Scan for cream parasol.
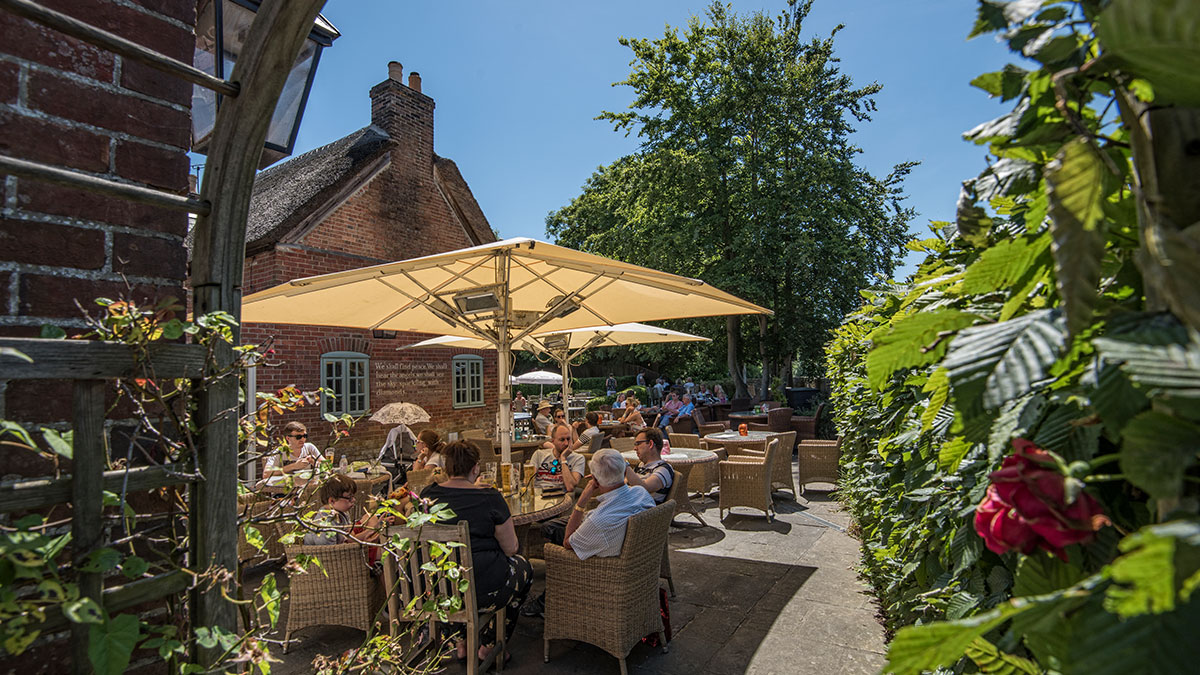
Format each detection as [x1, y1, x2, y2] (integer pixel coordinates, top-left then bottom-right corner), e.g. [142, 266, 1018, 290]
[243, 238, 769, 462]
[369, 401, 432, 426]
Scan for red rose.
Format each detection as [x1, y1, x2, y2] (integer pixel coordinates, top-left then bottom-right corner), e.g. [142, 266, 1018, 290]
[974, 439, 1109, 560]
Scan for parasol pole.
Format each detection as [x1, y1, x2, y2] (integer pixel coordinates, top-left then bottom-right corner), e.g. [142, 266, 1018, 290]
[559, 349, 572, 423]
[496, 250, 512, 465]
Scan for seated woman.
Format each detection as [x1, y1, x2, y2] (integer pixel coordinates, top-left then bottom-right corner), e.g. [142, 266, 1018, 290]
[421, 441, 532, 662]
[612, 392, 627, 410]
[263, 421, 322, 479]
[412, 429, 446, 471]
[712, 384, 728, 404]
[541, 408, 575, 449]
[618, 396, 647, 430]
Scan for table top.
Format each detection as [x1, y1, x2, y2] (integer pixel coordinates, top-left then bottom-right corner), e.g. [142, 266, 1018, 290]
[704, 430, 777, 444]
[504, 489, 573, 526]
[727, 411, 769, 422]
[620, 447, 718, 466]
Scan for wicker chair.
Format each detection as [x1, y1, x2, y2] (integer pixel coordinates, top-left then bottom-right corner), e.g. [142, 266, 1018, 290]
[697, 422, 727, 436]
[718, 438, 781, 521]
[544, 501, 675, 675]
[797, 438, 841, 494]
[791, 402, 826, 441]
[283, 542, 384, 651]
[383, 520, 507, 675]
[353, 474, 390, 520]
[405, 467, 438, 494]
[237, 496, 276, 564]
[668, 415, 695, 435]
[610, 436, 636, 453]
[730, 432, 797, 499]
[462, 428, 489, 440]
[667, 433, 701, 449]
[766, 407, 793, 433]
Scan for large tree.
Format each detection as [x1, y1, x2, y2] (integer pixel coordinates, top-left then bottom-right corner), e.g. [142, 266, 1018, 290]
[547, 0, 915, 397]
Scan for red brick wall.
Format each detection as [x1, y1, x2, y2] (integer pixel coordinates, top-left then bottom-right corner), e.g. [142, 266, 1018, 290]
[242, 67, 500, 455]
[0, 0, 192, 437]
[0, 0, 193, 341]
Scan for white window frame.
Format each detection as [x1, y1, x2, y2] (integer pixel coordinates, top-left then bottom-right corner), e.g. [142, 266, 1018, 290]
[452, 354, 485, 409]
[321, 351, 370, 416]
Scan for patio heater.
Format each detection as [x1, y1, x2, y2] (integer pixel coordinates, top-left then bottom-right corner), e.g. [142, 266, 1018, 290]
[191, 0, 340, 168]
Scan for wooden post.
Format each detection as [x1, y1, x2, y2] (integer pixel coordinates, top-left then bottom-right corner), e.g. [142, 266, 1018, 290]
[187, 0, 328, 665]
[71, 380, 105, 674]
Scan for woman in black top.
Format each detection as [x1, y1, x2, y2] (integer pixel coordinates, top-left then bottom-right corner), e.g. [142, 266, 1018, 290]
[420, 441, 532, 661]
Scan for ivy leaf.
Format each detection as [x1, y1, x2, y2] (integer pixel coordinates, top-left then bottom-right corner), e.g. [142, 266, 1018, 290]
[80, 548, 122, 574]
[1105, 520, 1200, 617]
[1047, 139, 1107, 337]
[120, 556, 149, 580]
[866, 310, 979, 389]
[1096, 0, 1200, 107]
[944, 310, 1068, 420]
[1119, 411, 1200, 499]
[88, 613, 141, 675]
[63, 597, 105, 625]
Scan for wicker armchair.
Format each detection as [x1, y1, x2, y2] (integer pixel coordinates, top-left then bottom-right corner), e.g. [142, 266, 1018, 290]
[791, 402, 826, 441]
[667, 433, 701, 449]
[383, 521, 507, 675]
[668, 415, 695, 435]
[697, 421, 727, 436]
[544, 501, 675, 675]
[610, 436, 636, 453]
[731, 432, 797, 499]
[797, 438, 841, 494]
[405, 467, 438, 494]
[353, 474, 390, 520]
[766, 407, 793, 433]
[283, 542, 384, 651]
[718, 438, 781, 521]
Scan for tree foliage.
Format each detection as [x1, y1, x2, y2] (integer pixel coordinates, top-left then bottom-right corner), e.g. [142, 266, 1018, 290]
[828, 0, 1200, 672]
[547, 0, 914, 392]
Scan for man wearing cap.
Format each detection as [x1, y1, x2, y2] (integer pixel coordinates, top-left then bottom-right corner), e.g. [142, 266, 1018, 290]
[533, 400, 553, 435]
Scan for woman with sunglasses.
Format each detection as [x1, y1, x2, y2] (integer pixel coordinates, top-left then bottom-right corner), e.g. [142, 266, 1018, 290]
[263, 421, 322, 478]
[412, 429, 446, 471]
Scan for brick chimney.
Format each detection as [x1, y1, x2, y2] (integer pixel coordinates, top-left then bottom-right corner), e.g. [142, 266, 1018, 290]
[370, 60, 434, 171]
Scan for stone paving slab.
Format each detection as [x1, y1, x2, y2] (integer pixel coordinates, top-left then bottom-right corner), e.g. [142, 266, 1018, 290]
[267, 478, 886, 675]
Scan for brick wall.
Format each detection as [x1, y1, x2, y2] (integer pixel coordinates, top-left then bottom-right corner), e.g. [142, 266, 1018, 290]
[243, 63, 500, 456]
[0, 0, 193, 340]
[0, 0, 193, 438]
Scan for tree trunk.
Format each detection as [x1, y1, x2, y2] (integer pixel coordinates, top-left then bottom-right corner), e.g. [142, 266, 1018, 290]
[727, 315, 748, 398]
[758, 315, 770, 402]
[784, 352, 794, 388]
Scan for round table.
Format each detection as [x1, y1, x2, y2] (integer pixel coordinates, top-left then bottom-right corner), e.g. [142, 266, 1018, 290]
[726, 411, 769, 425]
[504, 489, 573, 527]
[620, 447, 718, 526]
[702, 430, 777, 448]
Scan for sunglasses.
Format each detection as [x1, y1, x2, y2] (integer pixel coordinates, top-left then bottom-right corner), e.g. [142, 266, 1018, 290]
[634, 439, 652, 447]
[289, 433, 308, 439]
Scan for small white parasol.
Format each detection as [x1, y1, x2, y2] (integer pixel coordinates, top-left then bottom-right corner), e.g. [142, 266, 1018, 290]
[369, 402, 432, 426]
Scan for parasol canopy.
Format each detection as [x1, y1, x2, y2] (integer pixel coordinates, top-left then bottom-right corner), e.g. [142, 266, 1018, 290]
[511, 370, 563, 385]
[369, 401, 431, 426]
[243, 238, 770, 462]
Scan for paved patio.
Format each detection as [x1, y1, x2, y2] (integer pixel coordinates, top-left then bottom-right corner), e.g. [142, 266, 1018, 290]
[268, 476, 886, 675]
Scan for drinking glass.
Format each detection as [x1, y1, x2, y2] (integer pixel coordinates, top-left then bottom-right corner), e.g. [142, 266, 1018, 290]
[478, 468, 496, 488]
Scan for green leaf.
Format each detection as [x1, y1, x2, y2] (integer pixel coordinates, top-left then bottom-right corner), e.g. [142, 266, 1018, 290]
[1120, 411, 1200, 499]
[4, 627, 39, 655]
[0, 346, 33, 362]
[1094, 332, 1200, 400]
[243, 525, 266, 554]
[866, 310, 979, 389]
[1097, 0, 1200, 107]
[960, 233, 1052, 296]
[938, 437, 974, 474]
[259, 572, 282, 630]
[1047, 139, 1107, 337]
[40, 428, 73, 460]
[1105, 520, 1200, 617]
[120, 556, 149, 580]
[969, 65, 1029, 102]
[884, 602, 1029, 675]
[921, 368, 951, 433]
[944, 310, 1068, 418]
[965, 637, 1042, 674]
[1014, 554, 1085, 597]
[88, 613, 141, 675]
[64, 596, 105, 625]
[38, 324, 67, 340]
[0, 420, 36, 447]
[80, 547, 122, 573]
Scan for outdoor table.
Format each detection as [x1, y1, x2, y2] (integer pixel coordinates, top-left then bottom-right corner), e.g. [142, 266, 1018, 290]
[504, 488, 573, 556]
[620, 447, 718, 526]
[702, 430, 777, 448]
[510, 438, 548, 453]
[726, 411, 769, 425]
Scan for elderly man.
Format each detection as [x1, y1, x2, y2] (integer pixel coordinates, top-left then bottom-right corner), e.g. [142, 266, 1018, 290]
[623, 427, 675, 504]
[533, 400, 554, 435]
[522, 447, 655, 617]
[656, 393, 694, 430]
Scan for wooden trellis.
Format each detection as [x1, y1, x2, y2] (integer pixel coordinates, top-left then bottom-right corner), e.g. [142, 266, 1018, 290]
[0, 0, 326, 670]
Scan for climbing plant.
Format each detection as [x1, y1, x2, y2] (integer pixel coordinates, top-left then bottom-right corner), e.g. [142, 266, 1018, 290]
[828, 0, 1200, 672]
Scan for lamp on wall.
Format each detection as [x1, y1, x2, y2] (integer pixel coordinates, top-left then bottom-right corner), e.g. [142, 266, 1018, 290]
[191, 0, 340, 168]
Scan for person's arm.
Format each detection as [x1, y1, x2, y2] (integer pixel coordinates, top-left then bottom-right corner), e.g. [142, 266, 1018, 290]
[563, 480, 600, 549]
[624, 464, 664, 495]
[560, 451, 582, 492]
[495, 517, 519, 557]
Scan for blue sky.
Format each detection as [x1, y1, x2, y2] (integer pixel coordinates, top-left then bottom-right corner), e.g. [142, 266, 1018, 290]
[291, 1, 1016, 280]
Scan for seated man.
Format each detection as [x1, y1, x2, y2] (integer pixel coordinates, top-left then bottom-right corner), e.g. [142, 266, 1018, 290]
[522, 448, 654, 617]
[623, 427, 675, 504]
[533, 400, 554, 435]
[657, 394, 694, 430]
[528, 423, 585, 494]
[571, 411, 605, 451]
